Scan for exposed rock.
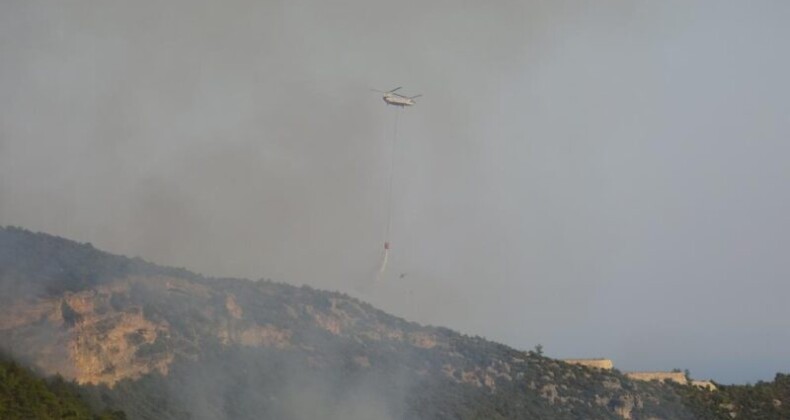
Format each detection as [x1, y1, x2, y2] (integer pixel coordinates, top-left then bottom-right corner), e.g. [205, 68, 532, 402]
[225, 294, 243, 319]
[238, 324, 291, 348]
[408, 331, 438, 349]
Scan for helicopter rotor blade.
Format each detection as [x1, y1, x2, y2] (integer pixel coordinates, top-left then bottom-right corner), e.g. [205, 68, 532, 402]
[388, 87, 402, 93]
[409, 94, 422, 99]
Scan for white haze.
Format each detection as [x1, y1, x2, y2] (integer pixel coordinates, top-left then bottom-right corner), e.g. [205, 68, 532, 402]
[2, 0, 790, 384]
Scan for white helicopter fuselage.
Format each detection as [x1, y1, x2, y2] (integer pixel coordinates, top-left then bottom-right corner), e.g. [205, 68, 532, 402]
[382, 93, 415, 107]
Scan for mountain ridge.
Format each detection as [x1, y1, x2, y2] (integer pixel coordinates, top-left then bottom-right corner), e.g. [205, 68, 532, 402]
[0, 225, 763, 419]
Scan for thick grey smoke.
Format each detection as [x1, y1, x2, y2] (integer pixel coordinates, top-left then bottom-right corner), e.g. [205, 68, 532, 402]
[165, 354, 406, 420]
[2, 0, 790, 383]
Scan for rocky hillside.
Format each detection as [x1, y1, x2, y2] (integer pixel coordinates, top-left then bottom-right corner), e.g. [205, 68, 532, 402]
[0, 226, 717, 419]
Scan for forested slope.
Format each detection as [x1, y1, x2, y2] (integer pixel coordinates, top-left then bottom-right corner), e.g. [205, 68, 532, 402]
[0, 354, 125, 420]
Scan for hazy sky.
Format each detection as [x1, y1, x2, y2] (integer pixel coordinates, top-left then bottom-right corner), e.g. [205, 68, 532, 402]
[2, 0, 789, 384]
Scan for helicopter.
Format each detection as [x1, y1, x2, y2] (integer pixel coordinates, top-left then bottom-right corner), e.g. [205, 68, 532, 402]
[372, 87, 422, 107]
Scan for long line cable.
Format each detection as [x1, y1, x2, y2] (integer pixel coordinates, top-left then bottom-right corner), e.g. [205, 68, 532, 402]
[378, 107, 401, 279]
[384, 107, 400, 244]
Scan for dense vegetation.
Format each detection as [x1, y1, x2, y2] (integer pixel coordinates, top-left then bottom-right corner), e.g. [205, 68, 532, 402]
[0, 226, 200, 305]
[668, 374, 790, 419]
[0, 354, 126, 420]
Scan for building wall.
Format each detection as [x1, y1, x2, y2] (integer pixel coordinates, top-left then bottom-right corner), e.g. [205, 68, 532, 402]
[561, 358, 714, 390]
[562, 359, 614, 370]
[691, 380, 717, 391]
[625, 371, 688, 384]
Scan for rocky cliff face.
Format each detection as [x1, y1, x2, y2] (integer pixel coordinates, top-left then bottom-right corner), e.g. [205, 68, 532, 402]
[0, 227, 700, 420]
[0, 272, 469, 388]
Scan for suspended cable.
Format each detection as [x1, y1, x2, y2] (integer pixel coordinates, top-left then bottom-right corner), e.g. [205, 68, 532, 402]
[377, 107, 401, 280]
